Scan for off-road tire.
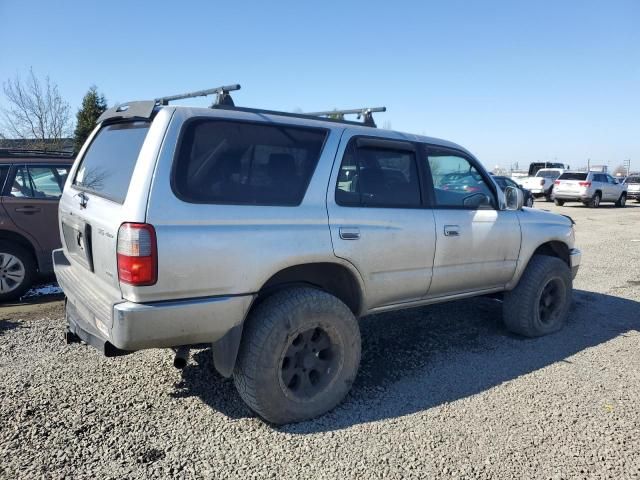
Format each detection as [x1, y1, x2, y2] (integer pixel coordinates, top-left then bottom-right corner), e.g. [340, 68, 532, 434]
[233, 287, 361, 425]
[503, 255, 572, 337]
[0, 241, 35, 303]
[615, 193, 626, 208]
[588, 192, 601, 208]
[554, 199, 564, 206]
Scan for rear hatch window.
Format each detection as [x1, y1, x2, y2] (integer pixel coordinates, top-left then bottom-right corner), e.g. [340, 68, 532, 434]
[624, 176, 640, 184]
[74, 121, 150, 203]
[558, 172, 587, 181]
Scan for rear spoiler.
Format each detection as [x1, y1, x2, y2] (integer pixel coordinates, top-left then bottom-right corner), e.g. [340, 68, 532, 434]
[97, 101, 157, 124]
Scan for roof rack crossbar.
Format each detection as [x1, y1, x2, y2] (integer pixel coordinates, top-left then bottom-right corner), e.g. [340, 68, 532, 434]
[156, 84, 241, 107]
[305, 107, 386, 127]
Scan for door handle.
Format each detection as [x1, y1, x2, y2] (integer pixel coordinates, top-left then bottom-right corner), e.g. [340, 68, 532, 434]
[15, 206, 42, 214]
[339, 227, 360, 240]
[444, 225, 460, 237]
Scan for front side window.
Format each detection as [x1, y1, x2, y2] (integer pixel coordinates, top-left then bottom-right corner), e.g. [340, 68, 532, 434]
[74, 121, 150, 203]
[426, 147, 495, 209]
[173, 120, 326, 206]
[335, 140, 421, 208]
[10, 165, 69, 199]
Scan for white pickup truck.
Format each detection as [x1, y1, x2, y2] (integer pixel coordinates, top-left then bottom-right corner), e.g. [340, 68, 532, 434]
[519, 168, 564, 201]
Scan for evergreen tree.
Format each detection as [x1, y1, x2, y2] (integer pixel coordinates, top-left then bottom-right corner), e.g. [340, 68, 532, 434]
[73, 86, 107, 154]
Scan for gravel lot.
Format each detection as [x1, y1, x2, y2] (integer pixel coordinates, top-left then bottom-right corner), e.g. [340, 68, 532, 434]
[1, 202, 639, 479]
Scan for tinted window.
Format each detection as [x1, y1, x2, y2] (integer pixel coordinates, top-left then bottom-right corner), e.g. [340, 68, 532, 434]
[593, 174, 606, 183]
[174, 120, 326, 206]
[335, 141, 421, 208]
[74, 121, 150, 203]
[536, 170, 562, 179]
[10, 165, 69, 199]
[558, 172, 587, 181]
[426, 148, 495, 209]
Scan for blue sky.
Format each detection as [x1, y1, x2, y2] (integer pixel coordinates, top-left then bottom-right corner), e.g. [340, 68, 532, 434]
[0, 0, 638, 169]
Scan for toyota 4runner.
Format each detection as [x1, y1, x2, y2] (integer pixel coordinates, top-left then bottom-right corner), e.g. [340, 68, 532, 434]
[54, 85, 581, 424]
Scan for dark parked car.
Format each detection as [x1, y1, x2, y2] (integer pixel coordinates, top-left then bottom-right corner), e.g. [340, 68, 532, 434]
[493, 175, 534, 207]
[0, 150, 73, 301]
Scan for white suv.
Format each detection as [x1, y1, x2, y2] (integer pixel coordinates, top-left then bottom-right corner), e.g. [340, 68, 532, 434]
[553, 171, 628, 207]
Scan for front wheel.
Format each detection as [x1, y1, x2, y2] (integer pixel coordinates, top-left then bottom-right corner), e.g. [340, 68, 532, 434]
[0, 242, 35, 303]
[526, 197, 534, 207]
[503, 255, 572, 337]
[234, 287, 361, 424]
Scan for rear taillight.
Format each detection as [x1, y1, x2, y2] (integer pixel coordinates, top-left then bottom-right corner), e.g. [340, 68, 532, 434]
[539, 179, 545, 186]
[579, 181, 591, 187]
[554, 180, 560, 185]
[117, 223, 157, 286]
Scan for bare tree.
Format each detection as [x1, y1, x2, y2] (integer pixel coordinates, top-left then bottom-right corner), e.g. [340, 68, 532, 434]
[1, 69, 72, 150]
[612, 164, 627, 177]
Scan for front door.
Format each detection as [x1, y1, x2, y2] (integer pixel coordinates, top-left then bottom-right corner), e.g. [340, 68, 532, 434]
[422, 147, 521, 297]
[326, 134, 437, 310]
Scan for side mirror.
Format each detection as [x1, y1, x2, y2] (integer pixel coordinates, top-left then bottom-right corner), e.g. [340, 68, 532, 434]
[504, 186, 524, 210]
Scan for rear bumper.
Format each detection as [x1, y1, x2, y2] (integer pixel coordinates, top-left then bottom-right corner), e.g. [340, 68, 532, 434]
[553, 193, 590, 202]
[54, 249, 254, 353]
[569, 248, 581, 279]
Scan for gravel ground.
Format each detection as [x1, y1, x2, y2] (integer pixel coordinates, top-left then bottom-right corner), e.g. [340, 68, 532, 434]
[1, 202, 639, 479]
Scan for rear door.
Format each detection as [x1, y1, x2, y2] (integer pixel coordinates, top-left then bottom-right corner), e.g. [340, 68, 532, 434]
[326, 134, 436, 309]
[2, 164, 70, 269]
[423, 146, 521, 297]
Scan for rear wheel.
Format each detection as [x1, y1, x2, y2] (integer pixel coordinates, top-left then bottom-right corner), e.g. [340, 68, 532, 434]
[503, 255, 572, 337]
[0, 242, 35, 303]
[615, 193, 626, 208]
[588, 192, 601, 208]
[234, 287, 361, 424]
[554, 199, 564, 206]
[544, 187, 553, 202]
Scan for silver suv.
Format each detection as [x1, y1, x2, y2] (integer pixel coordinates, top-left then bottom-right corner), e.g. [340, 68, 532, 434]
[54, 85, 581, 424]
[553, 171, 628, 207]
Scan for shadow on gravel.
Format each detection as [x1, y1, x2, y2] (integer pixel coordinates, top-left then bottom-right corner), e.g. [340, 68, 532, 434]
[175, 289, 639, 432]
[0, 318, 22, 336]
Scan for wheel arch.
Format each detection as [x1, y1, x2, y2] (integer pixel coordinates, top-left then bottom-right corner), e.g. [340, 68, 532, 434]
[0, 229, 39, 269]
[211, 261, 365, 378]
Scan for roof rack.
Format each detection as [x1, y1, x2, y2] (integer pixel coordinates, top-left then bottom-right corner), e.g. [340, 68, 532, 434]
[155, 84, 241, 107]
[305, 107, 386, 127]
[0, 148, 73, 158]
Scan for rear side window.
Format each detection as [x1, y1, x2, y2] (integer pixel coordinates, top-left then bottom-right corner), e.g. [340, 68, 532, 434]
[558, 172, 587, 181]
[335, 140, 421, 208]
[10, 165, 70, 199]
[173, 120, 327, 206]
[74, 121, 150, 203]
